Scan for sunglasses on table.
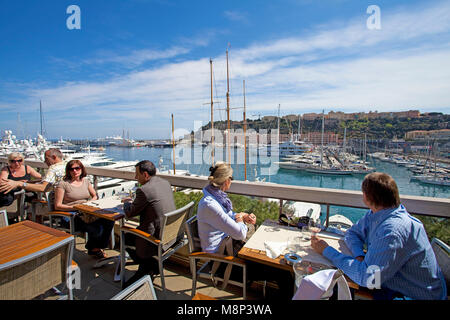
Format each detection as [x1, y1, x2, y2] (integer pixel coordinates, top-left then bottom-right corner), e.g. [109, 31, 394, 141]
[9, 159, 23, 163]
[69, 167, 82, 171]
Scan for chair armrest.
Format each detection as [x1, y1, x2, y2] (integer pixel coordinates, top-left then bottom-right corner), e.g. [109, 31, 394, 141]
[31, 199, 47, 205]
[189, 252, 246, 266]
[120, 226, 161, 245]
[48, 211, 75, 217]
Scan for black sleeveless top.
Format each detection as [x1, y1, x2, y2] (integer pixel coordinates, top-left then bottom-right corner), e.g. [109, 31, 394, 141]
[7, 165, 31, 181]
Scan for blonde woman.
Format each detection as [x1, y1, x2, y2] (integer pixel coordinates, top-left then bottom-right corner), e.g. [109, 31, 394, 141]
[0, 152, 41, 207]
[197, 162, 293, 298]
[197, 162, 256, 254]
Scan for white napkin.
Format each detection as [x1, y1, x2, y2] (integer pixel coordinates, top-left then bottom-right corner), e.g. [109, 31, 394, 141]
[292, 269, 337, 300]
[264, 241, 287, 259]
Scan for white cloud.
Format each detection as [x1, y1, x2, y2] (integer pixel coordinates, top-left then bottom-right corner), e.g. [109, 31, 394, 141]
[83, 46, 191, 67]
[224, 10, 248, 23]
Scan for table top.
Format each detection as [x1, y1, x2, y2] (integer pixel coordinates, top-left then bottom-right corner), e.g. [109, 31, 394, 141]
[0, 221, 73, 267]
[238, 219, 358, 289]
[192, 293, 217, 300]
[74, 196, 125, 221]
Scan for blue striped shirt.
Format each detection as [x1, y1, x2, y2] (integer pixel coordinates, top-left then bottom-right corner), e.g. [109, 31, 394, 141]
[323, 204, 447, 300]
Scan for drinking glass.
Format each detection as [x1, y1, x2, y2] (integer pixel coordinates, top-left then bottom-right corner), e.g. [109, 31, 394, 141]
[302, 218, 322, 241]
[116, 191, 129, 201]
[287, 236, 302, 253]
[308, 218, 322, 237]
[293, 260, 307, 288]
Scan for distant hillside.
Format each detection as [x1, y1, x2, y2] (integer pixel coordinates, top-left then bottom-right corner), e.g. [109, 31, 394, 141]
[200, 113, 449, 140]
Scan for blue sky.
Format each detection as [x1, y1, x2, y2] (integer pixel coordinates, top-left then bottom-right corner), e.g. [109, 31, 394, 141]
[1, 0, 450, 139]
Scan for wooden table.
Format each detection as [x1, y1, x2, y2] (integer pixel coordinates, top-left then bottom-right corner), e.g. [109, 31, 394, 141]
[238, 219, 359, 290]
[192, 292, 217, 300]
[0, 221, 74, 299]
[74, 197, 125, 222]
[74, 197, 125, 282]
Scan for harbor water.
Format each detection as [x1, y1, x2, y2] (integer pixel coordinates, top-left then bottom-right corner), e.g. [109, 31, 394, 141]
[105, 146, 449, 224]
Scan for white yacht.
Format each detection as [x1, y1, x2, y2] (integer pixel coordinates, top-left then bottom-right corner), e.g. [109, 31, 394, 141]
[268, 140, 313, 157]
[328, 214, 353, 232]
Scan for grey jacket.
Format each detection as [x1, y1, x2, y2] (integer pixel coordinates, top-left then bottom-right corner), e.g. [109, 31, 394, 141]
[124, 176, 176, 259]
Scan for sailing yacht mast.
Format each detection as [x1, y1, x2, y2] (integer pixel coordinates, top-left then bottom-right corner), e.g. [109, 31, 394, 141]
[277, 104, 281, 142]
[364, 133, 367, 164]
[210, 58, 215, 166]
[243, 80, 247, 180]
[40, 100, 43, 136]
[226, 48, 231, 164]
[171, 114, 176, 175]
[321, 110, 324, 169]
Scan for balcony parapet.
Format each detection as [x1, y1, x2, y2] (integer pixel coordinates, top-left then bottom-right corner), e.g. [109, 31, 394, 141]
[1, 158, 449, 219]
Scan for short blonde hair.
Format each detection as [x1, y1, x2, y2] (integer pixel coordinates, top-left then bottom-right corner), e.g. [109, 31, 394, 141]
[208, 162, 233, 187]
[8, 152, 24, 162]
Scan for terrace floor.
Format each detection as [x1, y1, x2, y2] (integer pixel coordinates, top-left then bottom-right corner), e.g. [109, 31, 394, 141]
[39, 236, 280, 300]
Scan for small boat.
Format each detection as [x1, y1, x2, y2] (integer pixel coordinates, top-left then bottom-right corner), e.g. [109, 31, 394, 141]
[328, 214, 353, 231]
[414, 176, 450, 187]
[305, 167, 353, 175]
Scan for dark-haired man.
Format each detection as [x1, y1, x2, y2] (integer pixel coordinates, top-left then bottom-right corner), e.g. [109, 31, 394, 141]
[122, 160, 176, 287]
[311, 172, 446, 300]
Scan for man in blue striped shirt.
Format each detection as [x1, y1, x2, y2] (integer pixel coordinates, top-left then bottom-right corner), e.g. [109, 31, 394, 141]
[311, 172, 447, 300]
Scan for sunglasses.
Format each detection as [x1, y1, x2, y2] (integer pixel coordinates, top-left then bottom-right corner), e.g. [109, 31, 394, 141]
[230, 176, 234, 181]
[69, 167, 82, 171]
[9, 159, 23, 163]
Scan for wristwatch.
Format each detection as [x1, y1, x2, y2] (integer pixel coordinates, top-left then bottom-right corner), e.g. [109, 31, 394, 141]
[22, 182, 28, 189]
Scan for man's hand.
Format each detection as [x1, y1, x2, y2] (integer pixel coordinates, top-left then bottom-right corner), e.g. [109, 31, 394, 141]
[311, 235, 329, 255]
[0, 179, 21, 194]
[121, 197, 133, 203]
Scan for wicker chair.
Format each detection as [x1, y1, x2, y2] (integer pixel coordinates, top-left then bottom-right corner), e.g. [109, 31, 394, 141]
[45, 191, 79, 235]
[185, 215, 247, 299]
[120, 201, 195, 297]
[0, 222, 75, 300]
[0, 189, 26, 223]
[431, 238, 450, 291]
[0, 210, 8, 228]
[111, 275, 157, 300]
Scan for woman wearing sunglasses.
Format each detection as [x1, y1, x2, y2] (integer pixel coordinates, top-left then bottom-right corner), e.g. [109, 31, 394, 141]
[0, 152, 41, 207]
[54, 160, 114, 259]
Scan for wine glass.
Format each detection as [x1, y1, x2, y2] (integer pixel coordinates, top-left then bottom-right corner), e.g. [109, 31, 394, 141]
[293, 259, 308, 288]
[302, 218, 322, 241]
[287, 236, 302, 253]
[308, 218, 323, 237]
[116, 191, 129, 201]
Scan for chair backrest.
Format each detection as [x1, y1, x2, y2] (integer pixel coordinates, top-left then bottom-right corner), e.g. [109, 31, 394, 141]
[0, 210, 8, 228]
[431, 238, 450, 288]
[110, 275, 157, 300]
[45, 191, 55, 211]
[159, 201, 195, 251]
[0, 190, 26, 219]
[185, 215, 202, 253]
